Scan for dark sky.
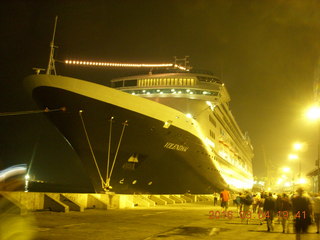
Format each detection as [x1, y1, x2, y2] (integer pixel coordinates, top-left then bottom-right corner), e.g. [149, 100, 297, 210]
[1, 0, 320, 185]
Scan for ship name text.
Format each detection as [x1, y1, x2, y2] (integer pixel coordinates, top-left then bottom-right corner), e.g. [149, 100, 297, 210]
[164, 142, 189, 152]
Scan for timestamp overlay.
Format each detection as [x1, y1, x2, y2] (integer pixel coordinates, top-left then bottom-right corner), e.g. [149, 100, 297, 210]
[208, 210, 306, 220]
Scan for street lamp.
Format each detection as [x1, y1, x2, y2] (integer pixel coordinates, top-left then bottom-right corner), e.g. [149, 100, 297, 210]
[293, 142, 303, 151]
[306, 105, 320, 193]
[282, 166, 291, 173]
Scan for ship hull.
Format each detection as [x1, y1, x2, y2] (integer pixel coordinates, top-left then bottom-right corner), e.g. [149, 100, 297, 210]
[26, 74, 230, 194]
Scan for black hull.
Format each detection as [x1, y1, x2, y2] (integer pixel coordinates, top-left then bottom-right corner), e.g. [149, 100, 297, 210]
[31, 84, 227, 194]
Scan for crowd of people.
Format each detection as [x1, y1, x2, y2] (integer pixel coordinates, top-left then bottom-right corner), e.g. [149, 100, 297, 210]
[214, 188, 320, 236]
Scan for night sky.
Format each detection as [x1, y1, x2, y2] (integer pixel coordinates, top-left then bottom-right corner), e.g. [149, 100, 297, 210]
[1, 0, 320, 187]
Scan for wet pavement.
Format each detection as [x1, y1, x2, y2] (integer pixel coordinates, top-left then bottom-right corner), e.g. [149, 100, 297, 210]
[2, 202, 320, 240]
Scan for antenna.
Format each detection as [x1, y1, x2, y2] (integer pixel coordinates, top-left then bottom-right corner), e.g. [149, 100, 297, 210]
[46, 16, 58, 75]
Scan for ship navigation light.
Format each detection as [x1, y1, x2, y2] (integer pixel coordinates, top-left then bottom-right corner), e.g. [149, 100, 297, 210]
[186, 113, 193, 119]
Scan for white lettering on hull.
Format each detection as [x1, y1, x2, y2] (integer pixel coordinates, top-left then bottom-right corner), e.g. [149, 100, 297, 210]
[164, 142, 189, 152]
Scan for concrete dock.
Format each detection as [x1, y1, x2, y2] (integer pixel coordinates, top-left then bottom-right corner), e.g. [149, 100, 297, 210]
[1, 200, 320, 240]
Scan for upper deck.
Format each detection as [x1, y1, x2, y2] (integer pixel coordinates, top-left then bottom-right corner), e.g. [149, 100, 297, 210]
[110, 70, 230, 103]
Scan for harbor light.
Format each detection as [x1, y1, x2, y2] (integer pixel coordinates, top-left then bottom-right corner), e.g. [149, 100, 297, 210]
[297, 177, 307, 185]
[288, 154, 298, 160]
[282, 166, 290, 173]
[293, 142, 303, 151]
[306, 105, 320, 120]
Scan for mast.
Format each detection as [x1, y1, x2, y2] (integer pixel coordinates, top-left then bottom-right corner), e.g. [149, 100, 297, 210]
[46, 16, 58, 75]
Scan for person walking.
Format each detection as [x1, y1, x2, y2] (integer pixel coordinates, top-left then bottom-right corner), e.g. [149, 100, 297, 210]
[241, 191, 253, 224]
[220, 189, 230, 211]
[279, 193, 292, 233]
[263, 192, 276, 232]
[291, 188, 312, 240]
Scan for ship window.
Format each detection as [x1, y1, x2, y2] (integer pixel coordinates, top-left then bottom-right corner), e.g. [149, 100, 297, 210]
[183, 78, 186, 85]
[112, 81, 123, 88]
[124, 79, 137, 87]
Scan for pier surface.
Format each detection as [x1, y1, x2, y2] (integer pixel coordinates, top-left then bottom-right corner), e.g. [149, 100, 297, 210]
[2, 202, 319, 240]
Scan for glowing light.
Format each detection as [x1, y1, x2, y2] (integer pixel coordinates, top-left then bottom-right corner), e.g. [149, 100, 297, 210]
[0, 164, 27, 182]
[297, 178, 307, 184]
[293, 142, 303, 151]
[186, 113, 193, 119]
[282, 167, 290, 173]
[205, 138, 215, 148]
[64, 59, 189, 71]
[306, 105, 320, 120]
[206, 101, 215, 111]
[288, 154, 298, 160]
[277, 178, 283, 185]
[284, 182, 292, 187]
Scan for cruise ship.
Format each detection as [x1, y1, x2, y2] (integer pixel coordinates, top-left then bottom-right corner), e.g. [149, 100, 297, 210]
[25, 62, 254, 194]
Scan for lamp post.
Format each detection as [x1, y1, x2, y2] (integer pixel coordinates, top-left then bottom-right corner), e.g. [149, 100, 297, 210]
[306, 105, 320, 193]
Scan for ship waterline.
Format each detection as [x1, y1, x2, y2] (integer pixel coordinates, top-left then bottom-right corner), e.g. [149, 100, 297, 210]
[25, 71, 253, 194]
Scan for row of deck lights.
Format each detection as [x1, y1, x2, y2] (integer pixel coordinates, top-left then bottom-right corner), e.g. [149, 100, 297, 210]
[130, 89, 213, 95]
[64, 60, 188, 71]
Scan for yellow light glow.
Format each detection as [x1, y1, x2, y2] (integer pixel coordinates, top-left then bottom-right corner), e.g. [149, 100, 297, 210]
[277, 178, 283, 185]
[284, 182, 292, 187]
[306, 105, 320, 120]
[293, 142, 303, 151]
[297, 178, 307, 184]
[288, 154, 298, 160]
[205, 138, 215, 148]
[282, 167, 290, 173]
[64, 59, 190, 70]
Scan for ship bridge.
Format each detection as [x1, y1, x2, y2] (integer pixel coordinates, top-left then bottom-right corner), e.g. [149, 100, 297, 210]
[110, 72, 230, 103]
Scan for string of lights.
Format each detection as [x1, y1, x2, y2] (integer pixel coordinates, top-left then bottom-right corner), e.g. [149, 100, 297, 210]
[63, 60, 188, 71]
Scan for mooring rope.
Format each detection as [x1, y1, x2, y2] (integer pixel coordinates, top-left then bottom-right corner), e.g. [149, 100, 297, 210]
[106, 117, 114, 184]
[78, 110, 105, 188]
[108, 120, 128, 184]
[0, 107, 66, 117]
